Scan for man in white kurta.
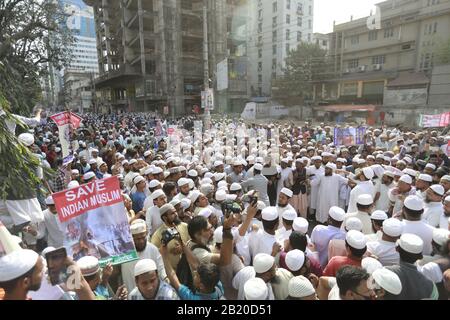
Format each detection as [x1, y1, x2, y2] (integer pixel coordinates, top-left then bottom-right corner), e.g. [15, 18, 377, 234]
[366, 218, 402, 266]
[277, 159, 293, 199]
[347, 167, 375, 214]
[306, 156, 324, 213]
[38, 198, 65, 248]
[310, 164, 348, 223]
[343, 194, 374, 235]
[422, 185, 445, 228]
[247, 207, 279, 261]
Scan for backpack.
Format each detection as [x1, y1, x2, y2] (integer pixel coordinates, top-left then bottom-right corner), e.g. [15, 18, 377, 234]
[176, 243, 210, 292]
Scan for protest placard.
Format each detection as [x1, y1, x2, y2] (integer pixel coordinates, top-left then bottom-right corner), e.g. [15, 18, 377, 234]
[50, 111, 83, 164]
[334, 127, 366, 146]
[419, 112, 450, 128]
[52, 177, 138, 266]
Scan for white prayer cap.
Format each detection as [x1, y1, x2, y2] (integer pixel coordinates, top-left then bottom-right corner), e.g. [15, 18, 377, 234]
[253, 253, 275, 274]
[83, 172, 95, 181]
[200, 184, 214, 195]
[45, 195, 55, 205]
[282, 209, 297, 221]
[217, 180, 228, 190]
[357, 159, 366, 165]
[214, 172, 226, 181]
[280, 188, 293, 198]
[129, 159, 138, 165]
[181, 198, 191, 210]
[148, 180, 160, 189]
[346, 230, 367, 250]
[418, 174, 432, 182]
[329, 206, 345, 222]
[215, 190, 227, 202]
[130, 219, 147, 235]
[322, 152, 332, 157]
[134, 175, 145, 185]
[68, 180, 80, 189]
[230, 183, 242, 192]
[362, 167, 374, 180]
[371, 210, 388, 221]
[371, 268, 402, 295]
[440, 175, 450, 182]
[144, 151, 152, 157]
[261, 207, 279, 221]
[91, 148, 99, 153]
[177, 178, 190, 187]
[188, 170, 198, 178]
[170, 198, 181, 208]
[88, 159, 97, 165]
[255, 157, 264, 164]
[152, 167, 163, 175]
[144, 167, 153, 175]
[430, 184, 445, 196]
[396, 233, 423, 254]
[254, 163, 263, 171]
[121, 160, 129, 165]
[77, 256, 100, 276]
[0, 249, 40, 282]
[257, 201, 267, 211]
[432, 229, 450, 247]
[18, 133, 35, 146]
[189, 191, 203, 204]
[288, 276, 316, 298]
[160, 203, 176, 217]
[361, 257, 382, 275]
[187, 179, 195, 190]
[281, 158, 289, 164]
[151, 189, 165, 200]
[357, 194, 373, 206]
[246, 156, 255, 164]
[198, 208, 213, 219]
[336, 158, 347, 163]
[403, 195, 424, 211]
[382, 218, 403, 237]
[179, 166, 187, 172]
[403, 168, 417, 178]
[293, 217, 309, 234]
[244, 278, 268, 300]
[214, 160, 224, 167]
[325, 163, 336, 170]
[201, 177, 213, 185]
[399, 175, 413, 185]
[425, 163, 436, 170]
[345, 217, 363, 231]
[285, 249, 305, 272]
[311, 156, 322, 161]
[71, 169, 80, 175]
[41, 247, 56, 258]
[134, 259, 157, 277]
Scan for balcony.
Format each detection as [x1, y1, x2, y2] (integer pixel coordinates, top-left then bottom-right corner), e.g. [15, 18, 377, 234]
[182, 29, 203, 39]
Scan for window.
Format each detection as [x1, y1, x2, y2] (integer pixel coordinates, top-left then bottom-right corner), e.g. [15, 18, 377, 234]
[286, 43, 290, 52]
[258, 9, 263, 19]
[384, 28, 394, 38]
[287, 0, 291, 9]
[309, 5, 312, 15]
[350, 35, 359, 45]
[308, 33, 311, 42]
[258, 74, 262, 82]
[286, 29, 290, 40]
[273, 16, 277, 27]
[298, 17, 302, 26]
[433, 22, 438, 33]
[258, 35, 263, 44]
[297, 31, 302, 41]
[273, 44, 277, 55]
[372, 55, 385, 65]
[258, 23, 262, 33]
[368, 30, 378, 41]
[272, 58, 277, 70]
[273, 30, 277, 42]
[348, 59, 359, 68]
[258, 62, 262, 71]
[308, 20, 312, 28]
[286, 14, 290, 24]
[322, 40, 327, 46]
[258, 49, 262, 58]
[402, 44, 411, 50]
[273, 2, 277, 12]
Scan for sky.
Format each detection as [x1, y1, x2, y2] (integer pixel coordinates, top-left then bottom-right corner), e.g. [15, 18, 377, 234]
[314, 0, 383, 34]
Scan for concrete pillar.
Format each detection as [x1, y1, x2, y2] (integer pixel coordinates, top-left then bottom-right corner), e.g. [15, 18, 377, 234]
[357, 81, 363, 98]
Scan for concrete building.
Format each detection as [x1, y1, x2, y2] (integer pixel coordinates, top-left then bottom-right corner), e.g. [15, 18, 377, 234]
[83, 0, 250, 115]
[64, 71, 95, 114]
[312, 0, 450, 125]
[313, 32, 330, 51]
[248, 0, 315, 97]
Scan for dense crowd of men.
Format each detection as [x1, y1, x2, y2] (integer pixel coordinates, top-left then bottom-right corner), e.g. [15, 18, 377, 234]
[1, 109, 450, 300]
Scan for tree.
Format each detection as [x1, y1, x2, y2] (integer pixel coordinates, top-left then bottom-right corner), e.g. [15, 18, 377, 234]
[272, 43, 332, 105]
[0, 0, 74, 114]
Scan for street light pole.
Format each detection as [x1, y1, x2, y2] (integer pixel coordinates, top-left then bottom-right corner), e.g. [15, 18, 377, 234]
[203, 0, 211, 130]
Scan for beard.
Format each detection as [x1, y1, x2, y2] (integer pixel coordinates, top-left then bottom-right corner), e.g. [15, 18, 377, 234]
[424, 196, 432, 203]
[325, 172, 332, 176]
[136, 242, 147, 252]
[270, 275, 281, 285]
[173, 217, 182, 226]
[28, 279, 42, 292]
[278, 202, 287, 208]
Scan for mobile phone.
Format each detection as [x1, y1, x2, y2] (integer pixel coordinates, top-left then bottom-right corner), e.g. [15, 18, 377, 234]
[46, 247, 69, 286]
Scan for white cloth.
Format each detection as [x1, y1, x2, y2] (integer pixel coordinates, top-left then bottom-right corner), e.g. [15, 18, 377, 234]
[375, 182, 394, 212]
[402, 220, 434, 256]
[307, 166, 325, 210]
[422, 202, 443, 228]
[121, 242, 167, 293]
[143, 196, 155, 213]
[275, 227, 292, 246]
[311, 174, 348, 223]
[38, 209, 65, 248]
[343, 211, 373, 235]
[347, 181, 375, 214]
[366, 239, 399, 266]
[5, 198, 44, 225]
[418, 262, 444, 283]
[145, 206, 164, 236]
[439, 213, 450, 230]
[232, 266, 275, 300]
[248, 229, 278, 261]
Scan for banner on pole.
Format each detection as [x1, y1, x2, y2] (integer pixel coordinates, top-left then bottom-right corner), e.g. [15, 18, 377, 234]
[419, 112, 450, 128]
[334, 127, 366, 146]
[50, 111, 83, 163]
[52, 177, 138, 266]
[201, 89, 214, 110]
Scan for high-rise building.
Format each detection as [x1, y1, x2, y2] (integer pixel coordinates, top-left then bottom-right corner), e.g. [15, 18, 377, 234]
[248, 0, 315, 97]
[83, 0, 250, 115]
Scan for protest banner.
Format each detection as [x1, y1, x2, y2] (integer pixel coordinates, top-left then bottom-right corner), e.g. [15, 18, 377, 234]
[419, 112, 450, 128]
[52, 176, 138, 266]
[50, 111, 83, 164]
[334, 127, 366, 146]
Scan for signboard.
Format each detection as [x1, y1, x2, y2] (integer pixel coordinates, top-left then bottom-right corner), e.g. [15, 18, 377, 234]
[50, 111, 83, 164]
[217, 59, 228, 91]
[163, 105, 169, 115]
[201, 89, 215, 110]
[334, 127, 366, 146]
[419, 112, 450, 128]
[53, 177, 138, 266]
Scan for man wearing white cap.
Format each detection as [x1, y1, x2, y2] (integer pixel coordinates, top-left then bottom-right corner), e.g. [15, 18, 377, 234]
[422, 185, 445, 228]
[310, 163, 349, 223]
[401, 195, 434, 256]
[38, 196, 65, 248]
[388, 174, 416, 217]
[306, 156, 325, 218]
[415, 174, 433, 200]
[343, 194, 374, 235]
[288, 276, 318, 300]
[227, 159, 246, 184]
[232, 253, 276, 300]
[145, 189, 167, 236]
[124, 160, 140, 189]
[241, 163, 270, 206]
[276, 158, 293, 200]
[285, 158, 309, 218]
[366, 218, 403, 266]
[275, 208, 297, 245]
[441, 195, 450, 230]
[247, 207, 280, 261]
[276, 188, 296, 222]
[121, 219, 167, 293]
[370, 268, 402, 300]
[311, 207, 346, 267]
[374, 171, 395, 212]
[243, 277, 269, 300]
[440, 175, 450, 194]
[128, 259, 179, 300]
[347, 167, 375, 214]
[172, 178, 191, 202]
[386, 234, 438, 300]
[142, 179, 162, 212]
[323, 230, 367, 277]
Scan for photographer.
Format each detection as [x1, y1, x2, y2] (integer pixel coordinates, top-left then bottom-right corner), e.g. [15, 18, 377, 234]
[150, 204, 190, 270]
[188, 216, 219, 265]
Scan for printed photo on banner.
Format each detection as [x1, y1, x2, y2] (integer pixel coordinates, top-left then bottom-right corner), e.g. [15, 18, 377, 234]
[334, 127, 366, 146]
[52, 177, 138, 267]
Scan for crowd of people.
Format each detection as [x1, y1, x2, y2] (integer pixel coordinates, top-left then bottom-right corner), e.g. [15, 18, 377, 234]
[1, 109, 450, 301]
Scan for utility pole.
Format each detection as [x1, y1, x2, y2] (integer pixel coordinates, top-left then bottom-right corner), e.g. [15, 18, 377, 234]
[203, 0, 211, 130]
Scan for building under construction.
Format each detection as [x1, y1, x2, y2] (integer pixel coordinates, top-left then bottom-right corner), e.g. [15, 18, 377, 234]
[83, 0, 250, 115]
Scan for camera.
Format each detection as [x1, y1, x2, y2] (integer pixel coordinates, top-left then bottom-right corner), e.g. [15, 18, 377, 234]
[161, 228, 180, 245]
[221, 200, 242, 216]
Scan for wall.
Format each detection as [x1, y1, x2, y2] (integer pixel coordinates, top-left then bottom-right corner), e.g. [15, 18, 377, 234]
[428, 64, 450, 106]
[383, 87, 428, 106]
